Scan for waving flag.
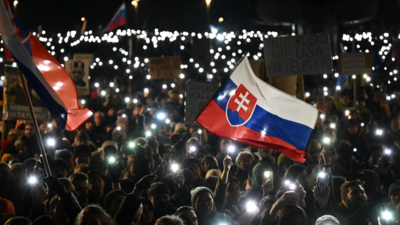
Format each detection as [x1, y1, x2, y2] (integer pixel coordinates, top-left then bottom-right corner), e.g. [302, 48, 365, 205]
[196, 57, 318, 163]
[0, 0, 93, 131]
[102, 3, 126, 32]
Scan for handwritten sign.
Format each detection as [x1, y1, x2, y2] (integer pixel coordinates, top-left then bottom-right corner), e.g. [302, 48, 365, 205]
[185, 81, 220, 126]
[149, 56, 181, 79]
[263, 33, 333, 77]
[339, 53, 372, 75]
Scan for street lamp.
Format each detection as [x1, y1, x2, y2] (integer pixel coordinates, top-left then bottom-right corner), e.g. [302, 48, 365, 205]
[205, 0, 211, 29]
[131, 1, 139, 29]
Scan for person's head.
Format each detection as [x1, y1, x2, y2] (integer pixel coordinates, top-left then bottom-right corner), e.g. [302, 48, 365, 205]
[87, 170, 105, 198]
[69, 172, 89, 207]
[10, 163, 23, 184]
[75, 131, 90, 146]
[347, 119, 359, 135]
[69, 60, 85, 83]
[101, 141, 118, 158]
[219, 138, 233, 155]
[155, 215, 184, 225]
[182, 158, 202, 180]
[4, 216, 32, 225]
[340, 93, 350, 106]
[355, 170, 380, 199]
[148, 182, 170, 212]
[357, 96, 366, 108]
[0, 163, 11, 188]
[55, 150, 74, 173]
[24, 123, 35, 138]
[0, 197, 15, 216]
[140, 198, 154, 225]
[388, 180, 400, 207]
[74, 145, 91, 165]
[103, 190, 126, 218]
[191, 187, 214, 216]
[22, 158, 36, 180]
[306, 140, 321, 164]
[175, 206, 197, 225]
[107, 108, 115, 117]
[127, 155, 140, 177]
[7, 129, 18, 143]
[226, 177, 241, 205]
[59, 178, 78, 196]
[277, 154, 294, 174]
[276, 205, 307, 225]
[236, 151, 255, 171]
[201, 156, 218, 173]
[49, 195, 68, 225]
[391, 115, 400, 131]
[53, 159, 68, 178]
[283, 164, 308, 189]
[373, 91, 382, 103]
[340, 180, 368, 209]
[94, 112, 103, 126]
[85, 120, 94, 131]
[75, 205, 115, 225]
[315, 215, 340, 225]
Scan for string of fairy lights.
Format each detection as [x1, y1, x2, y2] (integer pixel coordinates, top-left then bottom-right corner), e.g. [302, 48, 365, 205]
[0, 28, 399, 102]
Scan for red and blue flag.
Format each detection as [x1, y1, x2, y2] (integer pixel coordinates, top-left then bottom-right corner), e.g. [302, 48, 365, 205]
[0, 0, 93, 131]
[196, 57, 318, 163]
[102, 3, 126, 32]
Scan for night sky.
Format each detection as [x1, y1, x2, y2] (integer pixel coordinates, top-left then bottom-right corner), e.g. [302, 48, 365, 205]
[14, 0, 249, 32]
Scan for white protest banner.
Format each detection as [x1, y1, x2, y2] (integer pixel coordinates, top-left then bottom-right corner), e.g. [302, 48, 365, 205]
[339, 53, 373, 75]
[65, 59, 90, 96]
[3, 65, 49, 121]
[263, 33, 333, 77]
[185, 81, 220, 126]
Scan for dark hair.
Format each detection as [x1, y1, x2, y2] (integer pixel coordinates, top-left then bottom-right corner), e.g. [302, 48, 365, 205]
[5, 216, 32, 225]
[75, 205, 116, 225]
[175, 206, 195, 216]
[201, 156, 219, 170]
[32, 216, 61, 225]
[340, 179, 363, 201]
[147, 182, 170, 197]
[276, 206, 307, 225]
[68, 172, 88, 183]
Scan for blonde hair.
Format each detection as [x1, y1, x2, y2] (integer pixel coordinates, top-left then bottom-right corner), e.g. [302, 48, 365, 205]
[75, 205, 116, 225]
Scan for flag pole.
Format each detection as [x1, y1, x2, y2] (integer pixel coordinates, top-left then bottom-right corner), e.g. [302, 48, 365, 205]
[19, 72, 52, 176]
[152, 53, 248, 175]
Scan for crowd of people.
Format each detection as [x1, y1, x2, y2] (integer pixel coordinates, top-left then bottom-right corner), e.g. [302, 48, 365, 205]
[0, 22, 400, 225]
[0, 72, 400, 225]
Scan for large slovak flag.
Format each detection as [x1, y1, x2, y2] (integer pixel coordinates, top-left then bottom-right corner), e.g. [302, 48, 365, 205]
[196, 57, 318, 163]
[0, 0, 93, 131]
[102, 3, 126, 32]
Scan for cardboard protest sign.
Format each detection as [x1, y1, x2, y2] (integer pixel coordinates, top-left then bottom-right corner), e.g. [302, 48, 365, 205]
[263, 33, 333, 77]
[65, 59, 90, 96]
[74, 53, 94, 64]
[185, 81, 220, 126]
[149, 56, 181, 79]
[338, 52, 373, 75]
[3, 65, 49, 121]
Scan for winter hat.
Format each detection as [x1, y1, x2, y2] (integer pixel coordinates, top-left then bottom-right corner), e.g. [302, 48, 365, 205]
[73, 145, 91, 159]
[388, 180, 400, 199]
[10, 163, 22, 173]
[277, 154, 293, 167]
[103, 190, 126, 213]
[315, 215, 340, 225]
[182, 157, 201, 170]
[0, 198, 15, 215]
[190, 187, 214, 208]
[1, 154, 14, 163]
